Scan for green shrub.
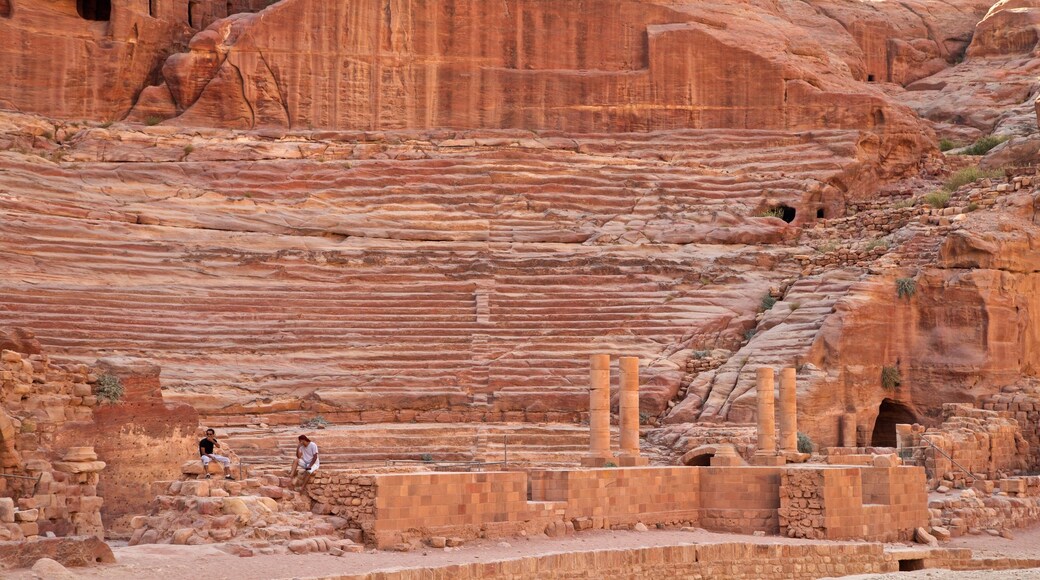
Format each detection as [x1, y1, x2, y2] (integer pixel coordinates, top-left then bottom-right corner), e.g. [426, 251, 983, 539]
[923, 190, 951, 209]
[896, 277, 916, 300]
[761, 295, 777, 311]
[788, 301, 801, 312]
[144, 115, 162, 126]
[604, 461, 618, 468]
[692, 350, 710, 359]
[893, 198, 916, 209]
[302, 415, 328, 429]
[966, 202, 979, 212]
[95, 374, 124, 404]
[759, 207, 785, 219]
[797, 432, 813, 454]
[881, 366, 902, 389]
[743, 328, 757, 341]
[942, 167, 1003, 192]
[962, 135, 1008, 156]
[183, 144, 195, 156]
[420, 453, 434, 463]
[938, 138, 959, 152]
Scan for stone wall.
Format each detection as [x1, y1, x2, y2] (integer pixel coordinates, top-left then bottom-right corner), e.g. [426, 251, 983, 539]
[312, 464, 927, 548]
[318, 542, 1040, 580]
[898, 403, 1029, 487]
[981, 382, 1040, 469]
[0, 348, 105, 540]
[779, 466, 928, 542]
[929, 477, 1040, 536]
[306, 472, 375, 526]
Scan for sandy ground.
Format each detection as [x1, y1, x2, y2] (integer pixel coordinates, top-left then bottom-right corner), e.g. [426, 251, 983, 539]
[8, 525, 1040, 579]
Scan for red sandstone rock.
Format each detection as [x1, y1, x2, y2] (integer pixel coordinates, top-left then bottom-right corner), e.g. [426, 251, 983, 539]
[0, 328, 41, 355]
[0, 535, 114, 568]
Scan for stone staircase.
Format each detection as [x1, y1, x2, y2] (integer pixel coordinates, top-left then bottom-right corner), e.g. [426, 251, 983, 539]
[129, 474, 363, 555]
[222, 423, 624, 470]
[0, 123, 865, 424]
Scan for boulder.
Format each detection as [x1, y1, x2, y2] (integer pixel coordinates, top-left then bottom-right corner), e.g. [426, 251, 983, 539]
[0, 536, 115, 568]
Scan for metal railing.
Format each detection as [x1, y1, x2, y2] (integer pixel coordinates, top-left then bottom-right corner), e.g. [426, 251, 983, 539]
[902, 439, 978, 484]
[0, 472, 42, 497]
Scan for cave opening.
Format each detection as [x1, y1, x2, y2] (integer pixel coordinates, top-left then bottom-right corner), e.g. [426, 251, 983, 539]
[779, 205, 796, 223]
[0, 0, 11, 18]
[870, 399, 917, 447]
[816, 208, 825, 219]
[867, 74, 876, 82]
[683, 452, 714, 466]
[76, 0, 110, 20]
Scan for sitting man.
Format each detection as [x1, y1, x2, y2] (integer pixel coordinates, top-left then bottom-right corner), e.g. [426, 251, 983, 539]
[289, 434, 319, 490]
[199, 428, 234, 480]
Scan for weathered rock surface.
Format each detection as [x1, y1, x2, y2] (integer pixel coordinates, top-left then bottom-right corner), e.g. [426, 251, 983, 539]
[0, 536, 114, 569]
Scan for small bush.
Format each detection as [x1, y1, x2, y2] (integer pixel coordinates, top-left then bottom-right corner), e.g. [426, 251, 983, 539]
[692, 350, 710, 359]
[896, 277, 916, 300]
[881, 366, 902, 389]
[95, 374, 124, 404]
[761, 295, 777, 311]
[938, 138, 959, 152]
[943, 167, 1003, 192]
[817, 241, 839, 254]
[603, 461, 618, 468]
[302, 415, 328, 429]
[797, 432, 814, 454]
[420, 453, 434, 463]
[759, 207, 785, 219]
[743, 328, 757, 341]
[183, 144, 195, 156]
[966, 202, 979, 212]
[923, 190, 951, 209]
[865, 239, 889, 251]
[788, 301, 801, 312]
[894, 198, 916, 209]
[144, 115, 162, 126]
[962, 135, 1007, 156]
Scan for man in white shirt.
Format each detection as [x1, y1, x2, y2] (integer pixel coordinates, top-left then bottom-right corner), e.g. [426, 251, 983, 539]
[290, 434, 319, 490]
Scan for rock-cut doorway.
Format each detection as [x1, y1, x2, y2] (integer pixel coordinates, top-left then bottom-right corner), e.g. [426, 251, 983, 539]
[870, 399, 917, 447]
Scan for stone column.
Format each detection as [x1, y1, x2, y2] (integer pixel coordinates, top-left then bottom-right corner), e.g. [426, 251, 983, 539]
[841, 413, 857, 448]
[753, 367, 779, 464]
[583, 354, 612, 466]
[618, 357, 644, 465]
[779, 367, 798, 453]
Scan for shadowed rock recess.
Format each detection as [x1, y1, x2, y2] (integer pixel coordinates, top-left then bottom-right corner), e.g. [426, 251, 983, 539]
[2, 0, 1040, 570]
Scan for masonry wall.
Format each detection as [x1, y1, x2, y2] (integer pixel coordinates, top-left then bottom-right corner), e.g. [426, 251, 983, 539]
[326, 543, 904, 579]
[369, 472, 560, 548]
[528, 467, 701, 529]
[779, 466, 927, 542]
[698, 467, 781, 533]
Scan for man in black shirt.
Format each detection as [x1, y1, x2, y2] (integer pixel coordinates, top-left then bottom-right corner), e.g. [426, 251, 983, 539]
[199, 428, 234, 480]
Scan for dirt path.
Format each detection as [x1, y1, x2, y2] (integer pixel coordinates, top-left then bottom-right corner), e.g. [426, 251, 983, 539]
[9, 525, 1040, 579]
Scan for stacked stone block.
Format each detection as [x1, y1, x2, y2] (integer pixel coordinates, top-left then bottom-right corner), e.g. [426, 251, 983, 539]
[0, 349, 105, 540]
[779, 466, 928, 542]
[306, 472, 376, 526]
[129, 474, 361, 554]
[901, 403, 1028, 487]
[929, 476, 1040, 536]
[982, 383, 1040, 470]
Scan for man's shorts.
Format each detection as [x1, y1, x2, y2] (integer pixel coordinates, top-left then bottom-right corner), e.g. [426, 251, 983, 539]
[202, 454, 231, 467]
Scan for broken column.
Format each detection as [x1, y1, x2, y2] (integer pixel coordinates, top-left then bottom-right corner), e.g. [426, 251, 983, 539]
[582, 354, 613, 467]
[752, 367, 784, 465]
[779, 367, 798, 453]
[618, 356, 648, 466]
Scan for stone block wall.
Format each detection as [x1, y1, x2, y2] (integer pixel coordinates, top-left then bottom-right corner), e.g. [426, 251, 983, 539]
[929, 476, 1040, 536]
[307, 473, 375, 526]
[369, 471, 558, 548]
[0, 349, 105, 540]
[982, 383, 1040, 469]
[779, 466, 927, 541]
[900, 403, 1029, 487]
[698, 467, 781, 533]
[529, 467, 702, 529]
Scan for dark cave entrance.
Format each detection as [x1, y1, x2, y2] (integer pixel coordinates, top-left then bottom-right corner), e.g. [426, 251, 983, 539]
[77, 0, 110, 20]
[870, 399, 917, 447]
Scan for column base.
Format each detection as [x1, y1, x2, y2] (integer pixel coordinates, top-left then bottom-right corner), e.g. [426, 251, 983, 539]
[750, 454, 786, 466]
[581, 456, 616, 468]
[709, 453, 746, 467]
[616, 455, 650, 467]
